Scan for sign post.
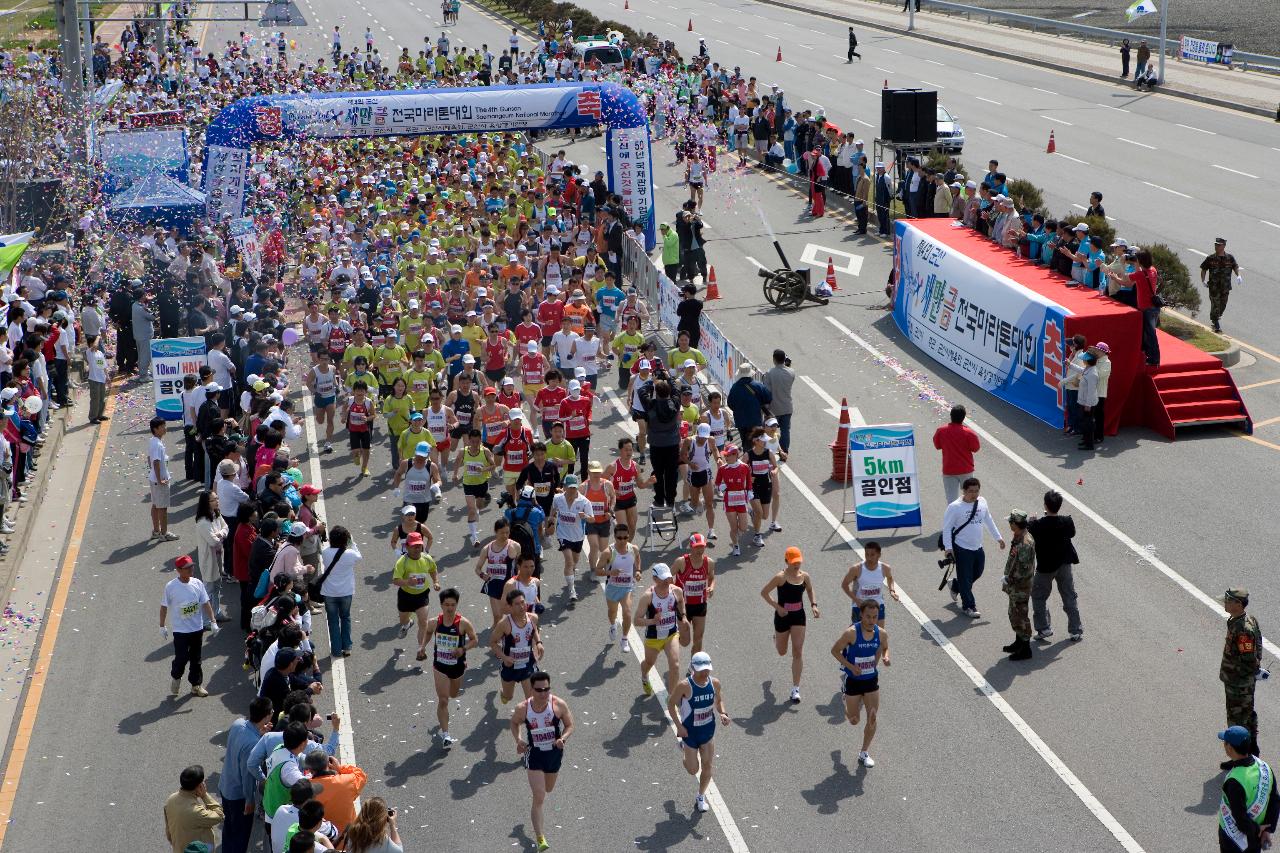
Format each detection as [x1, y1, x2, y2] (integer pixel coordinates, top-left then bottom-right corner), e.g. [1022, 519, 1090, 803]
[846, 423, 922, 532]
[150, 337, 207, 421]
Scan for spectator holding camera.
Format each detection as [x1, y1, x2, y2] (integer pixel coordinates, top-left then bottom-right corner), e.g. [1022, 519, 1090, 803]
[940, 478, 1005, 620]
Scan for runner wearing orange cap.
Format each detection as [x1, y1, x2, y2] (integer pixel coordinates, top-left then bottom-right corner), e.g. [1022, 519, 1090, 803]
[760, 547, 820, 704]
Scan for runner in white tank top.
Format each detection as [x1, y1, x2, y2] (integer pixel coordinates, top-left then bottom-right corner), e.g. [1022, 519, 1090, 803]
[594, 527, 641, 652]
[840, 543, 898, 627]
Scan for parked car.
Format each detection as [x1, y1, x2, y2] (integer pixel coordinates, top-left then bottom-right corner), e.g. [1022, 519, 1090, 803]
[936, 104, 965, 152]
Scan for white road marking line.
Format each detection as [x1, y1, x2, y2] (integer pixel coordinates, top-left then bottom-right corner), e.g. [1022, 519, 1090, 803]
[1032, 86, 1058, 95]
[775, 387, 1144, 853]
[743, 255, 768, 271]
[975, 96, 1002, 105]
[714, 38, 729, 45]
[923, 58, 944, 65]
[1213, 164, 1259, 179]
[1262, 221, 1280, 229]
[737, 25, 750, 30]
[861, 88, 880, 96]
[852, 118, 874, 127]
[874, 66, 894, 74]
[1116, 137, 1156, 149]
[300, 393, 357, 766]
[1097, 103, 1130, 112]
[1176, 122, 1217, 135]
[1185, 247, 1208, 256]
[803, 99, 824, 109]
[780, 61, 797, 67]
[798, 375, 852, 418]
[1071, 203, 1087, 211]
[920, 80, 944, 88]
[975, 126, 1008, 138]
[883, 47, 900, 54]
[975, 71, 999, 79]
[1040, 114, 1073, 126]
[817, 73, 836, 81]
[1142, 181, 1192, 199]
[1055, 152, 1089, 165]
[825, 313, 1280, 664]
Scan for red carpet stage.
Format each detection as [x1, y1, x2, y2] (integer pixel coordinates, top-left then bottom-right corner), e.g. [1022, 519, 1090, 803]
[892, 219, 1250, 439]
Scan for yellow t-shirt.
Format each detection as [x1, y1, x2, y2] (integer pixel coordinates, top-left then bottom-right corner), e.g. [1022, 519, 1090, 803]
[404, 368, 437, 409]
[393, 553, 437, 594]
[462, 324, 487, 357]
[667, 347, 708, 370]
[343, 344, 376, 369]
[382, 394, 414, 436]
[544, 439, 577, 471]
[375, 345, 409, 383]
[398, 425, 436, 463]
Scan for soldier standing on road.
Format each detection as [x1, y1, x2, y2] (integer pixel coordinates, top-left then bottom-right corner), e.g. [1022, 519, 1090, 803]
[1221, 588, 1264, 766]
[1200, 237, 1240, 333]
[1001, 511, 1035, 662]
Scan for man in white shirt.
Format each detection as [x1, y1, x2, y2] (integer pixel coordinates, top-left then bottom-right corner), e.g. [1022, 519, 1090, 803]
[940, 477, 1005, 619]
[159, 555, 217, 697]
[206, 332, 237, 415]
[551, 474, 592, 602]
[550, 316, 580, 374]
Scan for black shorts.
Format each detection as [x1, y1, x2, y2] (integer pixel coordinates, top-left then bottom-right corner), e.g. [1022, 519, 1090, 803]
[483, 577, 508, 599]
[413, 502, 432, 521]
[753, 480, 772, 505]
[449, 425, 469, 440]
[558, 538, 583, 553]
[631, 410, 647, 423]
[433, 659, 466, 680]
[398, 588, 430, 613]
[536, 497, 555, 516]
[615, 495, 637, 511]
[500, 663, 535, 683]
[484, 368, 506, 383]
[585, 520, 612, 537]
[842, 674, 879, 696]
[540, 335, 553, 348]
[689, 470, 710, 488]
[524, 745, 563, 774]
[686, 601, 707, 618]
[773, 608, 806, 633]
[463, 482, 490, 499]
[349, 431, 371, 450]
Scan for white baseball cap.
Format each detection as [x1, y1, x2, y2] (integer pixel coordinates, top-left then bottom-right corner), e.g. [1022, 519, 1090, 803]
[690, 651, 713, 672]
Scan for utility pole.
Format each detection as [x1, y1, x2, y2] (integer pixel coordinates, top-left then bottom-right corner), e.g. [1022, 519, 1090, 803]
[1157, 0, 1169, 82]
[908, 2, 915, 32]
[56, 0, 87, 168]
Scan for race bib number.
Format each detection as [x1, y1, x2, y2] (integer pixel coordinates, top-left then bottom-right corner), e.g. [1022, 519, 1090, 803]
[509, 644, 531, 666]
[466, 461, 484, 476]
[435, 633, 459, 662]
[408, 573, 428, 587]
[726, 490, 748, 509]
[569, 415, 586, 432]
[534, 482, 551, 497]
[590, 501, 606, 517]
[854, 655, 875, 674]
[180, 602, 199, 617]
[530, 724, 556, 749]
[683, 579, 705, 598]
[608, 572, 634, 589]
[783, 601, 802, 612]
[691, 706, 714, 727]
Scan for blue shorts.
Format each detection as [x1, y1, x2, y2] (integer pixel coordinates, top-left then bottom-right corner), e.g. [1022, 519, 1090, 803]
[682, 723, 715, 749]
[604, 584, 633, 603]
[500, 663, 535, 683]
[598, 315, 618, 334]
[483, 577, 508, 600]
[314, 394, 336, 409]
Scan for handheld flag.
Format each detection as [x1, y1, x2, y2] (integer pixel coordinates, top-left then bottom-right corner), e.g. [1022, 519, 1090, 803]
[1125, 0, 1158, 22]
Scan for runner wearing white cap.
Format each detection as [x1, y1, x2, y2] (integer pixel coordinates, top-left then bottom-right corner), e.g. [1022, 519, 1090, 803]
[679, 421, 720, 542]
[667, 650, 730, 814]
[635, 563, 690, 697]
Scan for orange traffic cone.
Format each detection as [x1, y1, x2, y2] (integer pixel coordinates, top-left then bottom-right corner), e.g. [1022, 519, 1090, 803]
[825, 257, 840, 291]
[687, 18, 693, 30]
[883, 79, 888, 88]
[705, 267, 720, 300]
[830, 397, 852, 481]
[1046, 130, 1056, 154]
[776, 46, 783, 62]
[624, 0, 629, 8]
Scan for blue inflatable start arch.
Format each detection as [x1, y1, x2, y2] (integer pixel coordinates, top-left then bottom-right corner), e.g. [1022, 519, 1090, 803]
[202, 81, 655, 249]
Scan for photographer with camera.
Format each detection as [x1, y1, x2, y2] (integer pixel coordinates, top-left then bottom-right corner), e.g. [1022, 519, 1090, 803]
[939, 478, 1004, 620]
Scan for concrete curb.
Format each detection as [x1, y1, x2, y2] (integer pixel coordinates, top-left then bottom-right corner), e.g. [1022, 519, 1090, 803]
[749, 0, 1277, 119]
[1210, 340, 1241, 367]
[0, 409, 68, 596]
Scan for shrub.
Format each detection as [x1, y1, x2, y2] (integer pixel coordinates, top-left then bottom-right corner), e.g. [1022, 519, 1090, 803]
[1061, 213, 1114, 250]
[1147, 243, 1200, 315]
[1006, 178, 1045, 216]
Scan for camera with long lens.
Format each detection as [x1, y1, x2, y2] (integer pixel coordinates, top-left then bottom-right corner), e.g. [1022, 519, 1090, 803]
[937, 554, 954, 569]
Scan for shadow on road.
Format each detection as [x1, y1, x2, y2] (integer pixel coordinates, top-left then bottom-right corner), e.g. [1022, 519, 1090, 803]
[800, 749, 866, 814]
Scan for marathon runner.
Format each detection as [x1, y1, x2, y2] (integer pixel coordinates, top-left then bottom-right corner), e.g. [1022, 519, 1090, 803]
[582, 460, 615, 575]
[831, 599, 891, 767]
[391, 441, 441, 521]
[490, 588, 543, 704]
[713, 444, 752, 557]
[550, 474, 591, 604]
[761, 547, 820, 704]
[840, 541, 899, 626]
[675, 534, 715, 654]
[745, 427, 779, 548]
[423, 387, 458, 474]
[667, 651, 731, 814]
[510, 672, 575, 852]
[635, 563, 690, 697]
[304, 349, 339, 454]
[391, 532, 440, 662]
[475, 518, 521, 627]
[679, 422, 719, 542]
[502, 553, 545, 617]
[389, 505, 433, 556]
[593, 523, 642, 652]
[422, 588, 478, 746]
[452, 428, 496, 548]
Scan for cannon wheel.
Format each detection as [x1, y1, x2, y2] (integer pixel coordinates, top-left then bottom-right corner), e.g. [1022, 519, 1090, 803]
[763, 270, 807, 310]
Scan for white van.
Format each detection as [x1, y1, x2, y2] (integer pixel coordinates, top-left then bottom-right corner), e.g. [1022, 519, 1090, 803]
[571, 36, 625, 71]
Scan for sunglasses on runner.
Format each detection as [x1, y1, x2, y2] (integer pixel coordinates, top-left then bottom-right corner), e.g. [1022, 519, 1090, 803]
[533, 686, 551, 693]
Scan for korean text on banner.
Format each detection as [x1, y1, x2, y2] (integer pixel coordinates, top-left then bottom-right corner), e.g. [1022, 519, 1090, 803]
[891, 220, 1068, 428]
[151, 337, 208, 421]
[205, 144, 251, 221]
[228, 217, 262, 280]
[1180, 36, 1234, 65]
[848, 424, 922, 531]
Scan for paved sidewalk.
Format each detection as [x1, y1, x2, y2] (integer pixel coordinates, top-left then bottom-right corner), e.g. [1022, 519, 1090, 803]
[756, 0, 1280, 116]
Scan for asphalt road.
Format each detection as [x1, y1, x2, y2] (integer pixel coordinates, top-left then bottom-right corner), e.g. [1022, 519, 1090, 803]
[0, 5, 1277, 853]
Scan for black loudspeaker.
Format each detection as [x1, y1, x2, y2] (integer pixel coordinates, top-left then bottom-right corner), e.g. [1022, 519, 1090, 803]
[12, 180, 62, 233]
[880, 89, 938, 144]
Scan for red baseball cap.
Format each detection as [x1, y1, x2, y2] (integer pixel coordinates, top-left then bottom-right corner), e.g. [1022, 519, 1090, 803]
[300, 484, 323, 496]
[174, 555, 194, 570]
[406, 532, 424, 547]
[688, 533, 706, 548]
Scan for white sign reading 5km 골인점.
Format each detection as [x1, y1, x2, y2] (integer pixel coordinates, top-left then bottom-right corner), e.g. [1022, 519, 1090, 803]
[848, 423, 921, 531]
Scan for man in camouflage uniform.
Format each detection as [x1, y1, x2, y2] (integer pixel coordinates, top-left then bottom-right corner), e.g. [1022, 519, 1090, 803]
[1002, 510, 1036, 661]
[1199, 237, 1239, 333]
[1221, 587, 1263, 768]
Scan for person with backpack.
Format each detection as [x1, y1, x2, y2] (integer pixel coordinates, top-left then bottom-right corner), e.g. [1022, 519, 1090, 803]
[318, 526, 360, 659]
[505, 486, 546, 578]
